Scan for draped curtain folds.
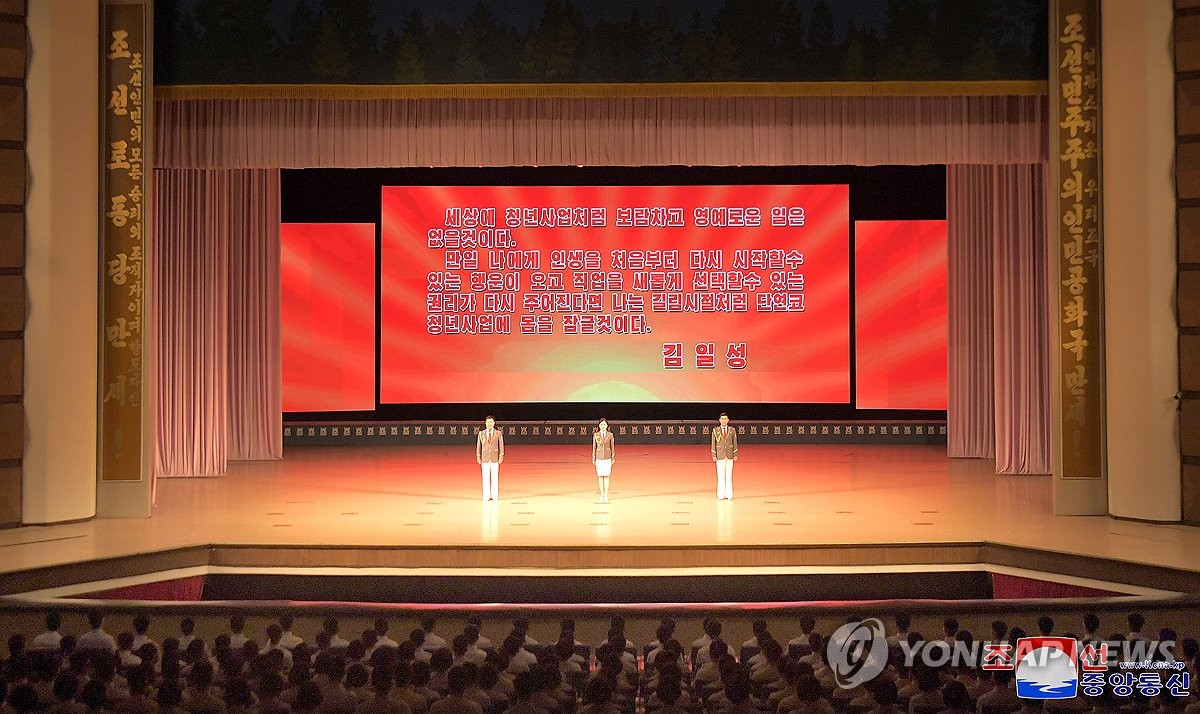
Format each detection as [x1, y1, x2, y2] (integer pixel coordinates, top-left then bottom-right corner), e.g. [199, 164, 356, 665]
[152, 93, 1050, 477]
[154, 170, 229, 477]
[947, 165, 1052, 473]
[227, 170, 282, 461]
[947, 165, 996, 459]
[154, 169, 281, 477]
[991, 164, 1051, 474]
[154, 95, 1048, 169]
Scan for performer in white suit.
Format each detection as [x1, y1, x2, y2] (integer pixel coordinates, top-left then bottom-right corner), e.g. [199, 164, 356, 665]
[710, 413, 738, 500]
[476, 415, 504, 501]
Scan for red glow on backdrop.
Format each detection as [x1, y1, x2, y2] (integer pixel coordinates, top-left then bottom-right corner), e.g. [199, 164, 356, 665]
[281, 223, 376, 412]
[854, 220, 948, 410]
[279, 189, 949, 412]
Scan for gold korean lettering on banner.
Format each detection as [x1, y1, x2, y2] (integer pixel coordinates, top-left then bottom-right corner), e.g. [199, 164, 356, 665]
[1054, 0, 1105, 479]
[100, 3, 147, 482]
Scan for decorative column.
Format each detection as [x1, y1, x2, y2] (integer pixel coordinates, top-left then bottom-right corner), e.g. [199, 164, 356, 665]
[25, 0, 99, 523]
[97, 0, 151, 517]
[1050, 0, 1108, 514]
[1090, 0, 1177, 520]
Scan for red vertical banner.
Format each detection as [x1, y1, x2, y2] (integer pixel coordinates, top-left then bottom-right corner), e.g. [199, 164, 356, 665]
[99, 2, 148, 482]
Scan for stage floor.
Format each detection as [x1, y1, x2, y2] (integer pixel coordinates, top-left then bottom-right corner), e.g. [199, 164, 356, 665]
[1, 444, 1199, 584]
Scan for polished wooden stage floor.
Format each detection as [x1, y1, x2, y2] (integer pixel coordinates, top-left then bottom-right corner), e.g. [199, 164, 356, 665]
[3, 444, 1200, 590]
[0, 446, 1195, 568]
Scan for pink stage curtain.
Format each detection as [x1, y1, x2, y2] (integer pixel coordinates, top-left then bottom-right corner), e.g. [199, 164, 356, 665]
[227, 171, 282, 461]
[947, 165, 996, 459]
[152, 93, 1050, 477]
[154, 169, 281, 477]
[155, 95, 1047, 168]
[992, 163, 1051, 474]
[947, 164, 1051, 474]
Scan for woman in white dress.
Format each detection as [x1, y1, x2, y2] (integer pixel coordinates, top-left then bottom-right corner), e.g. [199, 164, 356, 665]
[592, 418, 615, 502]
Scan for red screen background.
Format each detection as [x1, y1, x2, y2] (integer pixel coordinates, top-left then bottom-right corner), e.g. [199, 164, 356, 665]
[281, 223, 376, 412]
[380, 185, 851, 404]
[278, 188, 950, 412]
[854, 220, 948, 410]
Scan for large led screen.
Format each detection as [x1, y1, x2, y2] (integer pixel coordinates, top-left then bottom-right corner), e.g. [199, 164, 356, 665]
[277, 166, 951, 415]
[380, 185, 851, 403]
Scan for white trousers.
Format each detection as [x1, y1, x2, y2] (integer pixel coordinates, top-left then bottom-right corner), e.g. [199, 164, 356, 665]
[481, 462, 499, 500]
[715, 459, 734, 500]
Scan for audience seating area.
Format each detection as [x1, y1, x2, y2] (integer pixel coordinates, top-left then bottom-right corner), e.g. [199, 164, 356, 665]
[0, 607, 1194, 714]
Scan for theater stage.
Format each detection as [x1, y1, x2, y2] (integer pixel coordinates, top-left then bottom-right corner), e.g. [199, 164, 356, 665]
[2, 444, 1200, 595]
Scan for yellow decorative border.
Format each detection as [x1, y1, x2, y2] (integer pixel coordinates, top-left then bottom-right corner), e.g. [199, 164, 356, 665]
[156, 80, 1047, 101]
